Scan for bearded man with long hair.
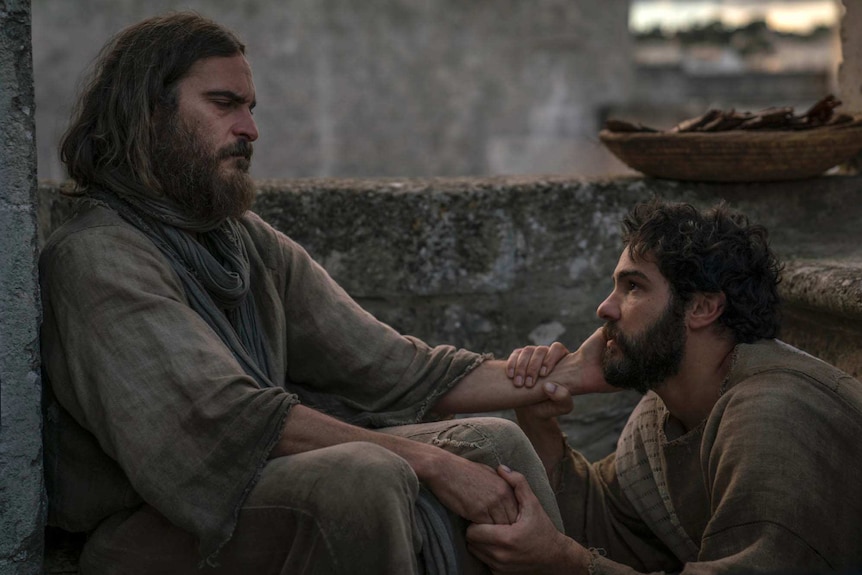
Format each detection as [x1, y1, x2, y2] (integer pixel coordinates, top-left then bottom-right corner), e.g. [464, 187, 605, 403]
[41, 12, 611, 574]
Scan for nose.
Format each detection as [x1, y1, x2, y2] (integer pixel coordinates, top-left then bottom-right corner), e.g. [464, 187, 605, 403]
[596, 292, 619, 322]
[234, 108, 259, 142]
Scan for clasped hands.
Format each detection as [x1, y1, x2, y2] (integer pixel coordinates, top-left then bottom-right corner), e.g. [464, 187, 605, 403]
[507, 327, 616, 420]
[464, 327, 617, 574]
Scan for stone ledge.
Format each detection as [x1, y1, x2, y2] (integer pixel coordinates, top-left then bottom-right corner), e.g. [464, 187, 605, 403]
[781, 259, 862, 321]
[780, 259, 862, 378]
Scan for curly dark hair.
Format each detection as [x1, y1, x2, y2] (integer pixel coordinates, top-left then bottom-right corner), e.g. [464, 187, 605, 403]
[621, 198, 782, 343]
[59, 11, 245, 197]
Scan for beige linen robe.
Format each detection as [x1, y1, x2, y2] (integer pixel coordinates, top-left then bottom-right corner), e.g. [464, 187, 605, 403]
[40, 203, 486, 559]
[554, 340, 862, 573]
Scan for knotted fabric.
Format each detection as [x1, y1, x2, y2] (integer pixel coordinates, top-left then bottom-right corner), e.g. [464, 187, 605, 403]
[88, 188, 364, 421]
[90, 188, 276, 389]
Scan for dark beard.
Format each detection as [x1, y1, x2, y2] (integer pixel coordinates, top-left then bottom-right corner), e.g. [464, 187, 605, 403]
[151, 113, 256, 222]
[601, 296, 687, 395]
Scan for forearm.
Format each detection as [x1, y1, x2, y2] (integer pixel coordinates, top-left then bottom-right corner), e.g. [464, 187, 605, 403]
[432, 359, 551, 414]
[273, 403, 523, 526]
[270, 404, 441, 479]
[435, 349, 599, 413]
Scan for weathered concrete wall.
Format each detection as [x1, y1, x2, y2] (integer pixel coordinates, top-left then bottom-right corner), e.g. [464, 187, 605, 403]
[31, 0, 632, 182]
[839, 0, 862, 113]
[839, 0, 862, 171]
[0, 2, 45, 575]
[40, 174, 862, 462]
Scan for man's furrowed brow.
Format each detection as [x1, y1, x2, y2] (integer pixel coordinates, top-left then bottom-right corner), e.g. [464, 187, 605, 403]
[205, 90, 255, 107]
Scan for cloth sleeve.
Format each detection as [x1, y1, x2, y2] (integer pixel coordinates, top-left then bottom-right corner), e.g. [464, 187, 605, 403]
[40, 216, 297, 560]
[580, 371, 851, 574]
[554, 447, 681, 573]
[245, 213, 487, 428]
[691, 374, 849, 571]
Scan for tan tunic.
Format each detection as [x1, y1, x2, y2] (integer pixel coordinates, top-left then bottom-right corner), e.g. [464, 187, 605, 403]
[40, 203, 485, 558]
[555, 340, 862, 573]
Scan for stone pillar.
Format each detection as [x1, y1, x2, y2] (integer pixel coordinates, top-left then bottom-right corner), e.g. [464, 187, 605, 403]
[0, 1, 45, 574]
[838, 0, 862, 112]
[838, 0, 862, 171]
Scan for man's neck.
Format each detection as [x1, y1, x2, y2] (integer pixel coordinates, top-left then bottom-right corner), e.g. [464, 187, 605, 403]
[655, 335, 737, 433]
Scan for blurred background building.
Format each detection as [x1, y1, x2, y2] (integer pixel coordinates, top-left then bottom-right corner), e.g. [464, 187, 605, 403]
[32, 0, 843, 181]
[621, 0, 842, 132]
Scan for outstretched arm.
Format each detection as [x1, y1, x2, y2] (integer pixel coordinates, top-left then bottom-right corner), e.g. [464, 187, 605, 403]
[434, 328, 614, 416]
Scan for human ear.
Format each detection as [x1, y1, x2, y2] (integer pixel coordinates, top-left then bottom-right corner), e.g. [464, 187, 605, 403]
[686, 292, 726, 330]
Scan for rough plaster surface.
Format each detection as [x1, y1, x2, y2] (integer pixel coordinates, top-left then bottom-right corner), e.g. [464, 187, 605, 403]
[839, 0, 862, 113]
[0, 2, 44, 575]
[31, 0, 632, 182]
[781, 259, 862, 377]
[839, 0, 862, 171]
[782, 259, 862, 320]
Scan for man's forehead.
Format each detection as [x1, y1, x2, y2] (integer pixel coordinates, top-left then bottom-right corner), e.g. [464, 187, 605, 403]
[613, 248, 664, 281]
[182, 55, 255, 95]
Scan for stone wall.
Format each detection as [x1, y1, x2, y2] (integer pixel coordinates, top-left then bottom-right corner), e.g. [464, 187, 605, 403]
[839, 0, 862, 114]
[0, 3, 44, 575]
[839, 0, 862, 171]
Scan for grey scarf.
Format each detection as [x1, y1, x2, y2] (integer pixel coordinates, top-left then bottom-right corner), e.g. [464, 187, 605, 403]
[90, 189, 276, 389]
[92, 188, 436, 425]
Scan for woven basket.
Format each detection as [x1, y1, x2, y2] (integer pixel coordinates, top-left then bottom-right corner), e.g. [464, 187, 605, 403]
[599, 122, 862, 182]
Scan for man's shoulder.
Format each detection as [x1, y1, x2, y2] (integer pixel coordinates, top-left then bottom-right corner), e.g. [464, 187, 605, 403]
[730, 339, 858, 392]
[39, 201, 177, 287]
[702, 342, 862, 560]
[42, 201, 154, 260]
[719, 339, 862, 425]
[703, 341, 862, 499]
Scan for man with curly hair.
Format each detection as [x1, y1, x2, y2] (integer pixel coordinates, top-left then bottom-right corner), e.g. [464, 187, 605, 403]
[467, 199, 862, 573]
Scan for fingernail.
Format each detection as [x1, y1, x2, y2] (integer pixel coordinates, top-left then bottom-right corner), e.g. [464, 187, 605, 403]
[515, 376, 523, 386]
[501, 464, 512, 473]
[526, 377, 533, 387]
[544, 382, 557, 393]
[540, 367, 548, 376]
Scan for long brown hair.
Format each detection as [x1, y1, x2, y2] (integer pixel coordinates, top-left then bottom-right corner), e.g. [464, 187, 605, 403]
[59, 11, 246, 196]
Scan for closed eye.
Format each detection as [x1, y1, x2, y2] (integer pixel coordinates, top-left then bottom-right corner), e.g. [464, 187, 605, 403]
[206, 90, 254, 112]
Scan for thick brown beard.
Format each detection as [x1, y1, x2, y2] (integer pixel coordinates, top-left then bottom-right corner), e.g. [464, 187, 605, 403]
[601, 296, 687, 395]
[151, 112, 256, 222]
